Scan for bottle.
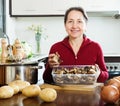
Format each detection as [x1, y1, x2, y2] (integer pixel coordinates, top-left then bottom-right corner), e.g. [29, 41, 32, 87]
[13, 39, 25, 62]
[1, 38, 8, 63]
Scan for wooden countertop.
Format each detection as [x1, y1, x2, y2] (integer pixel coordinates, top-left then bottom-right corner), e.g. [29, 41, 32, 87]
[40, 83, 103, 91]
[0, 83, 112, 106]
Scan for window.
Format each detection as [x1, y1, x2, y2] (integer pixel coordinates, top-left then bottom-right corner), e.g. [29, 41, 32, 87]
[0, 0, 5, 38]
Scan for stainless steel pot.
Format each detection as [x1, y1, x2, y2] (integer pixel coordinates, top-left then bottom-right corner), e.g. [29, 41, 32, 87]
[5, 64, 42, 84]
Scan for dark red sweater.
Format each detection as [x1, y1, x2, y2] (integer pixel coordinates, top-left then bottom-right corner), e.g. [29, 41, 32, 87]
[43, 36, 109, 83]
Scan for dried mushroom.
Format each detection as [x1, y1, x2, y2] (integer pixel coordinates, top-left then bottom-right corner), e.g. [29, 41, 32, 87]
[52, 65, 97, 84]
[53, 65, 97, 74]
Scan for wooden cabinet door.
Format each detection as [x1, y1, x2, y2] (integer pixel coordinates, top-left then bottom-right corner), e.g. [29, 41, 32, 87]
[0, 66, 5, 85]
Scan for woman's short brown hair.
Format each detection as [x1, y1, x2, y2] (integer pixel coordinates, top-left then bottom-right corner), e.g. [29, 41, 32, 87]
[64, 7, 88, 24]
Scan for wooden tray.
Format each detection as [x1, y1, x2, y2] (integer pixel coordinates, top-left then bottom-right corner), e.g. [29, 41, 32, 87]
[40, 83, 103, 92]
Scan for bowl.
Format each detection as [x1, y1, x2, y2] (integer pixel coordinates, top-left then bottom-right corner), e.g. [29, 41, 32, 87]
[52, 65, 97, 85]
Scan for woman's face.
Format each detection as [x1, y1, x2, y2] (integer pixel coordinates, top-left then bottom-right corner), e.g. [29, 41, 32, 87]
[65, 10, 87, 39]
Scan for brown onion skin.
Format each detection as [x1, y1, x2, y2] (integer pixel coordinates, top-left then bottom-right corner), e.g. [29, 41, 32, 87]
[114, 76, 120, 81]
[105, 78, 120, 89]
[101, 85, 119, 103]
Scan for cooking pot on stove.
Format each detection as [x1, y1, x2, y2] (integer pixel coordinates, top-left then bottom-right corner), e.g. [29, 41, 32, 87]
[4, 63, 43, 84]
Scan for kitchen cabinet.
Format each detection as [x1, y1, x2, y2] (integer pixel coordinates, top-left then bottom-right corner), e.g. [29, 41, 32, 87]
[0, 66, 5, 85]
[79, 0, 120, 17]
[10, 0, 120, 16]
[78, 0, 119, 11]
[10, 0, 53, 16]
[10, 0, 78, 16]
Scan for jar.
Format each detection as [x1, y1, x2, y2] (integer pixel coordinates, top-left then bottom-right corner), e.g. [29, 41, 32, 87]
[13, 39, 25, 61]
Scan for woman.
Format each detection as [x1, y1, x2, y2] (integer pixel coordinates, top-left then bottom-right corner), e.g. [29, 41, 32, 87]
[43, 7, 109, 83]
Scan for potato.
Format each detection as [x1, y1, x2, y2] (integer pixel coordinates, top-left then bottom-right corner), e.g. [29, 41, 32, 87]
[39, 88, 57, 102]
[8, 80, 30, 92]
[0, 86, 14, 99]
[9, 85, 20, 94]
[22, 84, 41, 97]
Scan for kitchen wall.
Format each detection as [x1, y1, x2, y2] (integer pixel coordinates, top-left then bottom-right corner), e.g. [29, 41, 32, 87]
[5, 0, 120, 56]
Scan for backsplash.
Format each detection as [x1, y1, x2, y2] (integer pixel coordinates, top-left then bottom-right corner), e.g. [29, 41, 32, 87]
[7, 16, 120, 56]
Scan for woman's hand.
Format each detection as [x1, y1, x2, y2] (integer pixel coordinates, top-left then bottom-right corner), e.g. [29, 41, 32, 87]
[48, 52, 61, 68]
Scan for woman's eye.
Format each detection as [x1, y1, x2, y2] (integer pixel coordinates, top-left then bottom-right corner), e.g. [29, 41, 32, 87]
[78, 20, 83, 23]
[68, 20, 73, 23]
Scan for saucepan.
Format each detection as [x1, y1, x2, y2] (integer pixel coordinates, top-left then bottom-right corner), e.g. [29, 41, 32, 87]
[4, 57, 48, 85]
[4, 63, 42, 84]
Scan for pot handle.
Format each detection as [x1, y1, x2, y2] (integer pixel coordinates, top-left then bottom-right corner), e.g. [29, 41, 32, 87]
[38, 57, 48, 63]
[38, 65, 43, 69]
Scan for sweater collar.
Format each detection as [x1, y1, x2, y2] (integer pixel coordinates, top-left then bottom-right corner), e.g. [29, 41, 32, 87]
[62, 34, 92, 47]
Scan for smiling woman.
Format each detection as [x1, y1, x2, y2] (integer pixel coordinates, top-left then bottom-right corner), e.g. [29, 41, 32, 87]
[43, 6, 109, 84]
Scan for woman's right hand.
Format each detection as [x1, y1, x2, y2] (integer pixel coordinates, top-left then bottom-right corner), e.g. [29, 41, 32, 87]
[48, 52, 61, 68]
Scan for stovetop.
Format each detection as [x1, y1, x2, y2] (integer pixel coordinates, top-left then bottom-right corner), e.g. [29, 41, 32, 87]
[106, 62, 120, 72]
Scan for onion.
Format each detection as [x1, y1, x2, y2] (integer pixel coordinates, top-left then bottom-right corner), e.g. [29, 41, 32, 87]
[106, 78, 120, 89]
[114, 76, 120, 81]
[101, 85, 119, 103]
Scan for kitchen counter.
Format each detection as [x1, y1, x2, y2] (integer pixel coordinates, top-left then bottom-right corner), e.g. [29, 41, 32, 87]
[0, 54, 48, 66]
[0, 90, 103, 106]
[0, 54, 48, 85]
[0, 83, 110, 106]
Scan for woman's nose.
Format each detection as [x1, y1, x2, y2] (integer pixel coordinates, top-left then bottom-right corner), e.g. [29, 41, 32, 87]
[72, 22, 78, 28]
